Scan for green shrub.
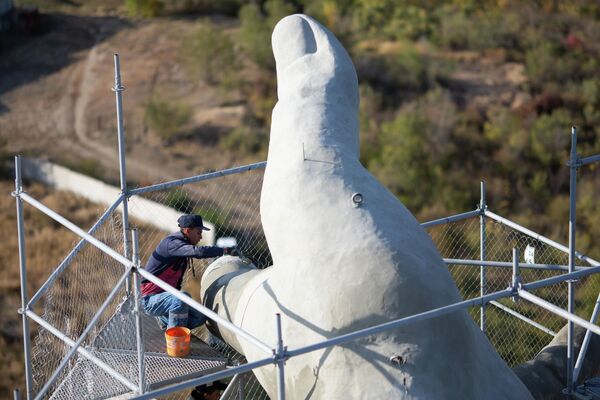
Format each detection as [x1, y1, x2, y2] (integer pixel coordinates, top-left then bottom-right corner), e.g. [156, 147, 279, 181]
[164, 189, 194, 213]
[238, 3, 273, 69]
[167, 0, 241, 15]
[219, 125, 269, 156]
[369, 110, 434, 211]
[144, 98, 191, 142]
[529, 108, 571, 169]
[63, 158, 105, 180]
[182, 21, 239, 86]
[238, 0, 295, 69]
[124, 0, 164, 17]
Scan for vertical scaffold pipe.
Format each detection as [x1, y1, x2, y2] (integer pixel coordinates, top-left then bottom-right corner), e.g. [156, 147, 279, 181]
[113, 54, 132, 293]
[480, 180, 487, 332]
[512, 248, 521, 302]
[573, 292, 600, 383]
[275, 313, 286, 400]
[567, 126, 578, 393]
[14, 156, 33, 399]
[131, 229, 146, 393]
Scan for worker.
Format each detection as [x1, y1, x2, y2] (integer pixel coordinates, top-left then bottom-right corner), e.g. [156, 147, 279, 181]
[189, 381, 228, 399]
[141, 214, 237, 329]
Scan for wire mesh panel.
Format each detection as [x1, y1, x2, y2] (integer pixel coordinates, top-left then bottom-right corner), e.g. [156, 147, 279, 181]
[30, 210, 128, 398]
[128, 167, 271, 297]
[425, 214, 580, 367]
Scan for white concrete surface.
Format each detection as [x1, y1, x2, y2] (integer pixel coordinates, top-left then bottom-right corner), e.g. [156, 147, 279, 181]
[201, 14, 533, 399]
[20, 157, 215, 244]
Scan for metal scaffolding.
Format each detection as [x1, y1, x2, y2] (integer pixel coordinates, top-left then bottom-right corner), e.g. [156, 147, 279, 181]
[12, 54, 600, 399]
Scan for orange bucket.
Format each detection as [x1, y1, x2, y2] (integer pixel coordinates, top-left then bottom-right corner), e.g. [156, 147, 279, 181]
[165, 326, 191, 357]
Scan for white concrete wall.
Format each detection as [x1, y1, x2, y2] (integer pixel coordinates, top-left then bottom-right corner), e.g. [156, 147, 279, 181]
[20, 157, 215, 245]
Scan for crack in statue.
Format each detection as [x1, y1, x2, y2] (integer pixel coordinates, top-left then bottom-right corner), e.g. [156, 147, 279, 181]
[201, 14, 534, 400]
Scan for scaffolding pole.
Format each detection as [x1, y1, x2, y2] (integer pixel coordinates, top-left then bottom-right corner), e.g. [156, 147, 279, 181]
[444, 258, 589, 271]
[131, 229, 146, 394]
[572, 148, 600, 384]
[573, 292, 600, 383]
[480, 180, 487, 332]
[275, 313, 286, 400]
[14, 156, 33, 400]
[566, 126, 578, 393]
[420, 209, 480, 228]
[113, 53, 131, 293]
[128, 162, 267, 196]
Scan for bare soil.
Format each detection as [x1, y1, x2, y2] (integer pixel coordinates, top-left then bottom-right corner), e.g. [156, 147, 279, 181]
[1, 11, 250, 190]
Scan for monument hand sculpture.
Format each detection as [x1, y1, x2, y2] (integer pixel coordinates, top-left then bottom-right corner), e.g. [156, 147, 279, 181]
[202, 14, 533, 400]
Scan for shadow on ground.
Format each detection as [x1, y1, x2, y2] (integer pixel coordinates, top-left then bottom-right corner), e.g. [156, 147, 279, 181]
[0, 12, 131, 113]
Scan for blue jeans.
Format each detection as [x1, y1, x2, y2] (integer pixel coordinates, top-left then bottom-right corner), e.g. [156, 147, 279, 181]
[142, 291, 207, 329]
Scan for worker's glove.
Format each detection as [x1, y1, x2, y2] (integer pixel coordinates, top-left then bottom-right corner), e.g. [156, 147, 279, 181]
[223, 246, 240, 257]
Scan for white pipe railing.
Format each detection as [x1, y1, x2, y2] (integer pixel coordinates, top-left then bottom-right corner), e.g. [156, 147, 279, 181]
[489, 300, 556, 336]
[128, 162, 267, 196]
[444, 258, 589, 271]
[518, 289, 600, 337]
[573, 292, 600, 383]
[420, 209, 480, 228]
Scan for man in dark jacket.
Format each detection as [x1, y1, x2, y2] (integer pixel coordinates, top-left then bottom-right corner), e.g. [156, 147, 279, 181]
[141, 214, 235, 329]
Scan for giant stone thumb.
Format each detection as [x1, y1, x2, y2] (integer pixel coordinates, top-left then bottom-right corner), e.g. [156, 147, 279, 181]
[203, 14, 534, 400]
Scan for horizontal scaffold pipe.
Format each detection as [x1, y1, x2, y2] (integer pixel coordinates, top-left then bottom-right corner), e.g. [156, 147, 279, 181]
[580, 154, 600, 166]
[485, 210, 600, 267]
[128, 161, 267, 196]
[28, 195, 124, 307]
[489, 300, 556, 336]
[26, 310, 138, 392]
[19, 192, 133, 270]
[444, 258, 589, 272]
[287, 288, 514, 359]
[522, 264, 600, 291]
[136, 268, 273, 355]
[286, 261, 600, 360]
[420, 209, 480, 228]
[130, 356, 274, 400]
[518, 289, 600, 337]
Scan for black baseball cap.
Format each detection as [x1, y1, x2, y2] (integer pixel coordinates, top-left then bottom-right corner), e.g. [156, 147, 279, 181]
[177, 214, 211, 231]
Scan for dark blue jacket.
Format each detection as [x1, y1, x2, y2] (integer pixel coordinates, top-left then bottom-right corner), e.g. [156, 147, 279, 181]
[141, 231, 223, 296]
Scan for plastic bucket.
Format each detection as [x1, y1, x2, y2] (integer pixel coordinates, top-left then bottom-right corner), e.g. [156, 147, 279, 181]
[165, 326, 191, 357]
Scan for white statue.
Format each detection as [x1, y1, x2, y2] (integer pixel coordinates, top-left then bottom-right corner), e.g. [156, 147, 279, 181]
[201, 14, 533, 399]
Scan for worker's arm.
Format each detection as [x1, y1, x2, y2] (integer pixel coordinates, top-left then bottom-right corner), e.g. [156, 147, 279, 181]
[167, 238, 224, 259]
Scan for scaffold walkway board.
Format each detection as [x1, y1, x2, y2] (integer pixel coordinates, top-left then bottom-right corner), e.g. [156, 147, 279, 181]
[49, 350, 226, 399]
[93, 296, 226, 358]
[48, 297, 228, 399]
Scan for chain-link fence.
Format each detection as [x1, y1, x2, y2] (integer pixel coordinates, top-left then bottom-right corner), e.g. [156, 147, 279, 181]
[426, 214, 599, 368]
[19, 161, 600, 399]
